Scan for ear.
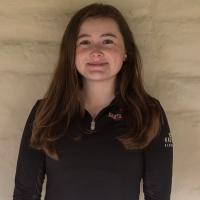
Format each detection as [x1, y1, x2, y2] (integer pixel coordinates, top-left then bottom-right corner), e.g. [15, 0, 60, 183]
[123, 54, 127, 61]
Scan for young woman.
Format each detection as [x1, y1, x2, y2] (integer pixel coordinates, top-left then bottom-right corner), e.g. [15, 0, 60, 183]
[13, 3, 173, 200]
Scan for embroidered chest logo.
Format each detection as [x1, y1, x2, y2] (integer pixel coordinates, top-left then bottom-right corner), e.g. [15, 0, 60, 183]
[108, 108, 124, 121]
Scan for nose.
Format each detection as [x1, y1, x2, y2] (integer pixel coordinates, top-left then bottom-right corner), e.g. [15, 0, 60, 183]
[89, 45, 103, 59]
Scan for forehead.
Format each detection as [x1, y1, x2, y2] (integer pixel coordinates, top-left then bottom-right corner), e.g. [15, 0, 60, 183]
[78, 17, 121, 36]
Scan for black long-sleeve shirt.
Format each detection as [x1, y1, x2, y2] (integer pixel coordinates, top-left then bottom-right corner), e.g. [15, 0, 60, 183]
[13, 95, 173, 200]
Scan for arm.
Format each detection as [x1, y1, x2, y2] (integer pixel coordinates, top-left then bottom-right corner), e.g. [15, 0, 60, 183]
[143, 102, 173, 200]
[13, 100, 46, 200]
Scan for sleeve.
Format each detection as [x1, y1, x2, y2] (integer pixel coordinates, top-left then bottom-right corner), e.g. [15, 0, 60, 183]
[142, 102, 173, 200]
[13, 100, 46, 200]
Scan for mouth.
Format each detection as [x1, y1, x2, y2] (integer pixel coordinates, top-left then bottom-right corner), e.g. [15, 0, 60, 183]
[87, 62, 108, 66]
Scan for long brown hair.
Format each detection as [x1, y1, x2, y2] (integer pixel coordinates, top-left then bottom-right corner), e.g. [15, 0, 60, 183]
[30, 3, 161, 160]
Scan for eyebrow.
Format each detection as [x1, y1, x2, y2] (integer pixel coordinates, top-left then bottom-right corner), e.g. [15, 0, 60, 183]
[77, 33, 118, 39]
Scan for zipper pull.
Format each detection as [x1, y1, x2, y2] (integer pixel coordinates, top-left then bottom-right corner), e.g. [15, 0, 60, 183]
[90, 119, 95, 131]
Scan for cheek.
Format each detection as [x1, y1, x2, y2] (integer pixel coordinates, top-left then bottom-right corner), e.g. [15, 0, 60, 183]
[75, 49, 84, 65]
[108, 49, 124, 63]
[75, 49, 88, 62]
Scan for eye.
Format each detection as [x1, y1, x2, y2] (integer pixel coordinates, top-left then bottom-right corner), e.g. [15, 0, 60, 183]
[79, 40, 91, 46]
[102, 39, 114, 45]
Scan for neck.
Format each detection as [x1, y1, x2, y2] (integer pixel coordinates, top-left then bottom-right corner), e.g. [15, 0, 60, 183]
[82, 79, 116, 108]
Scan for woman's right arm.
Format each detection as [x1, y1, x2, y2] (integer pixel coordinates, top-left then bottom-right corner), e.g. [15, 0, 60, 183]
[13, 100, 46, 200]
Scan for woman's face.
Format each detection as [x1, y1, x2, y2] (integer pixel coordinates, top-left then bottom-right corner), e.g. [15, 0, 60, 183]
[75, 17, 126, 83]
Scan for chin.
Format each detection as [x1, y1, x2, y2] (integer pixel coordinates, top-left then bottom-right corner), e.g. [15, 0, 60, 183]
[84, 75, 115, 82]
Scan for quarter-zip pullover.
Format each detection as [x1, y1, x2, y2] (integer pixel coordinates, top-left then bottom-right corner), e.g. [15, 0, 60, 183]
[13, 95, 173, 200]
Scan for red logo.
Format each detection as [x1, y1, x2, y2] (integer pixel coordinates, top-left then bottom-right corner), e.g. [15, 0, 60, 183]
[108, 112, 123, 121]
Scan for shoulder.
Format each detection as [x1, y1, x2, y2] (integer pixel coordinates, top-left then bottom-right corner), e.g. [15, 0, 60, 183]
[145, 98, 173, 151]
[32, 98, 45, 110]
[27, 98, 44, 122]
[31, 99, 42, 111]
[148, 96, 170, 131]
[156, 99, 171, 135]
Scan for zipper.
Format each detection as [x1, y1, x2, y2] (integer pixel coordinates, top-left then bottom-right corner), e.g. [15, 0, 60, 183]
[88, 109, 106, 132]
[87, 103, 115, 132]
[84, 94, 119, 133]
[90, 119, 95, 131]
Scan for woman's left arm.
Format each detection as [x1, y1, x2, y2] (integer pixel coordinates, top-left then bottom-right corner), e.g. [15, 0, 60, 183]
[143, 102, 173, 200]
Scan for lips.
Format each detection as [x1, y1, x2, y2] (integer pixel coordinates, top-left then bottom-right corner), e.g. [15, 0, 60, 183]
[87, 62, 108, 66]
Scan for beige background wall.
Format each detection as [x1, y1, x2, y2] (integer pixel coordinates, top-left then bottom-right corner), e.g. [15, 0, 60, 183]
[0, 0, 200, 199]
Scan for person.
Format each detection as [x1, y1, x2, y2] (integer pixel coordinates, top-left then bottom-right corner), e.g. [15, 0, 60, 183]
[13, 3, 173, 200]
